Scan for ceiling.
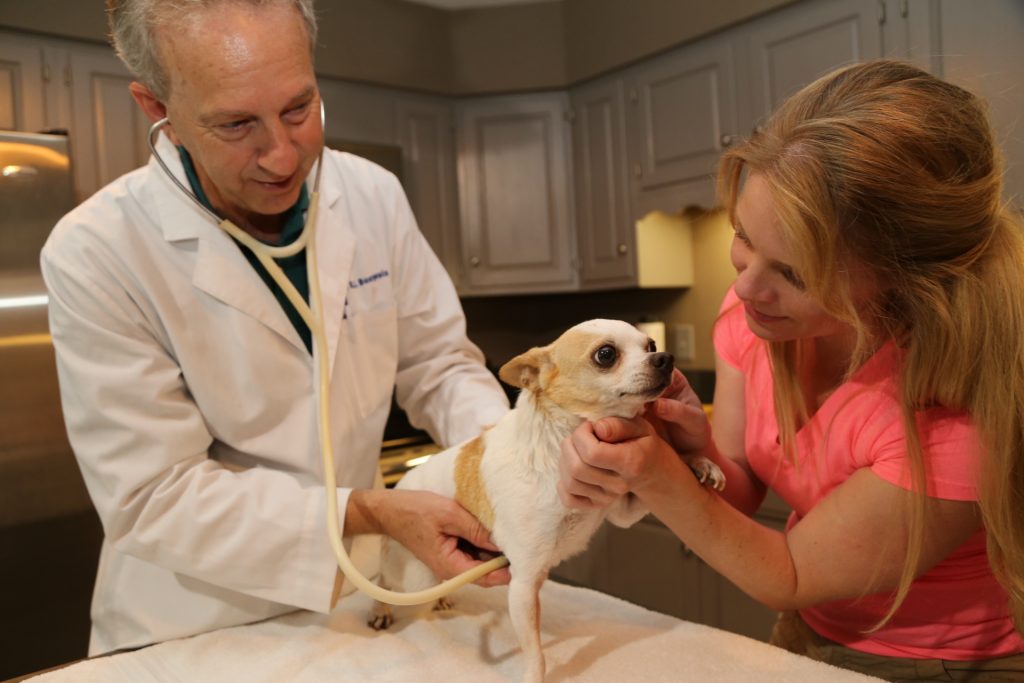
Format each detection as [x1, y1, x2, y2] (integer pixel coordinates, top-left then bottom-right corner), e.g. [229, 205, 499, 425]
[405, 0, 560, 9]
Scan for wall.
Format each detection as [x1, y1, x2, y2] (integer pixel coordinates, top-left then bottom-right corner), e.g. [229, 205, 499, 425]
[0, 0, 793, 94]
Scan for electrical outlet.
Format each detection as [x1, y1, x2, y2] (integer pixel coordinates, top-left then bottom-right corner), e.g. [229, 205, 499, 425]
[673, 323, 696, 362]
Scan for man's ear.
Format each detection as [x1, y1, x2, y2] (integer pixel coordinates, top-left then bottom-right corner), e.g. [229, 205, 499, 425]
[499, 347, 549, 390]
[129, 81, 181, 145]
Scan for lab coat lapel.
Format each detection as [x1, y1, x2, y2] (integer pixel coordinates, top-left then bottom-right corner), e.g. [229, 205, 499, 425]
[148, 134, 308, 353]
[313, 155, 356, 379]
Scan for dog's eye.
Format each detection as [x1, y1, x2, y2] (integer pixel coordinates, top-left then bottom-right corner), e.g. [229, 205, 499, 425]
[593, 345, 618, 368]
[647, 339, 657, 352]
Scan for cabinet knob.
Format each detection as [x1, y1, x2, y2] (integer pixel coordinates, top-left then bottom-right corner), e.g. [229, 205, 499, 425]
[633, 163, 643, 179]
[720, 134, 734, 148]
[617, 243, 628, 255]
[628, 88, 639, 104]
[469, 255, 481, 267]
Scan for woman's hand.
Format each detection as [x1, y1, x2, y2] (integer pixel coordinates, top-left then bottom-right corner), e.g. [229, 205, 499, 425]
[557, 416, 691, 509]
[351, 489, 511, 587]
[645, 369, 710, 454]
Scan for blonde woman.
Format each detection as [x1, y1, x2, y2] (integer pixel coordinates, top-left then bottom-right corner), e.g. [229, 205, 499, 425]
[558, 60, 1024, 681]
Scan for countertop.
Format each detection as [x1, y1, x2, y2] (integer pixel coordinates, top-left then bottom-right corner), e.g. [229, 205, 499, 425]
[16, 581, 880, 682]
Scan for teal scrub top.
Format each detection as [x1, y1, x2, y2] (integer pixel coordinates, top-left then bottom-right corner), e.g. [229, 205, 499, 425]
[177, 147, 312, 352]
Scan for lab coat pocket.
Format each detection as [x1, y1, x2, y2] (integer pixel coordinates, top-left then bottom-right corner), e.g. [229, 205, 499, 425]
[335, 304, 398, 420]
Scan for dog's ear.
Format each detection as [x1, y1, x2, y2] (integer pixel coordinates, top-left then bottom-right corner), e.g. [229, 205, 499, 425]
[499, 347, 549, 390]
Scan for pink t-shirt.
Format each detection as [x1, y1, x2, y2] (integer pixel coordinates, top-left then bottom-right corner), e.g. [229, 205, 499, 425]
[714, 286, 1024, 660]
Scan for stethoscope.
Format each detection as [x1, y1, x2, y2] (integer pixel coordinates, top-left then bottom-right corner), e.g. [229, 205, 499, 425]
[146, 106, 508, 606]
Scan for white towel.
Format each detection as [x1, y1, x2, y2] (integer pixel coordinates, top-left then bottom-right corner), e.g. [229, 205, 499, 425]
[30, 582, 879, 682]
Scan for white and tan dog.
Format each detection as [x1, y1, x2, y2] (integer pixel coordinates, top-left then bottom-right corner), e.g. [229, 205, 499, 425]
[369, 319, 724, 683]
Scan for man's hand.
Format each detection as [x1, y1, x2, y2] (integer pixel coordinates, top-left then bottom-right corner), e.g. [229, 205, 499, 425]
[349, 489, 510, 587]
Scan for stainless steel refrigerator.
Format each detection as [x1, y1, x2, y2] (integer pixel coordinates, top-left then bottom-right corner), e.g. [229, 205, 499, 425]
[0, 130, 100, 678]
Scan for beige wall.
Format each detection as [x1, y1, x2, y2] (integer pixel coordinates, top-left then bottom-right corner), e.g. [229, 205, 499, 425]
[448, 2, 567, 94]
[666, 209, 736, 370]
[0, 0, 794, 94]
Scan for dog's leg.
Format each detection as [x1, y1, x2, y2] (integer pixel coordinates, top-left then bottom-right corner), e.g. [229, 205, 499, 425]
[605, 492, 648, 528]
[687, 456, 726, 491]
[368, 601, 393, 630]
[508, 572, 547, 683]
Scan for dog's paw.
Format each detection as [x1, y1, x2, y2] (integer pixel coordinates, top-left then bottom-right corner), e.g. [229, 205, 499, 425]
[433, 596, 454, 612]
[367, 610, 394, 631]
[689, 456, 726, 492]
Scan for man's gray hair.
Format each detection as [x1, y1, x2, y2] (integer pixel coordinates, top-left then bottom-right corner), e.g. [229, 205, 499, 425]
[106, 0, 318, 101]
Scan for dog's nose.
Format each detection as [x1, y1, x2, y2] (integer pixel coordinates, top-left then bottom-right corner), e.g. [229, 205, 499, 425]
[650, 352, 674, 373]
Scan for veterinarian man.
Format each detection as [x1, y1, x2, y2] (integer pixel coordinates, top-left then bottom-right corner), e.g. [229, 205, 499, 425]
[41, 0, 510, 656]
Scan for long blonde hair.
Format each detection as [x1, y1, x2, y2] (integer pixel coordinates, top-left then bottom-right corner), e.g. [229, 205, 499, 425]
[717, 59, 1024, 629]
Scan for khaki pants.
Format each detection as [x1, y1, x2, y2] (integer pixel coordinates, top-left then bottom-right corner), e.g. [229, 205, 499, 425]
[770, 611, 1024, 682]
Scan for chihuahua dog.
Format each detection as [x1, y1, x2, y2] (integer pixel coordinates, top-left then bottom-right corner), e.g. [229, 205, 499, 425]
[368, 319, 724, 683]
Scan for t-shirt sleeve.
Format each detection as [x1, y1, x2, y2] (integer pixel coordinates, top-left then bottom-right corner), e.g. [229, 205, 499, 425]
[713, 285, 749, 371]
[866, 405, 981, 501]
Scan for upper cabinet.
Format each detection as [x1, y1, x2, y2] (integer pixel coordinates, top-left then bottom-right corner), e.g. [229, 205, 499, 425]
[741, 0, 884, 130]
[455, 92, 577, 296]
[0, 31, 146, 203]
[394, 97, 462, 284]
[67, 42, 150, 203]
[570, 76, 635, 289]
[0, 32, 47, 132]
[623, 33, 740, 212]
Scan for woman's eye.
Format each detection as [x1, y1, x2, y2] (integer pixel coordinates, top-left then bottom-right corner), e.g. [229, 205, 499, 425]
[593, 345, 618, 368]
[779, 266, 806, 290]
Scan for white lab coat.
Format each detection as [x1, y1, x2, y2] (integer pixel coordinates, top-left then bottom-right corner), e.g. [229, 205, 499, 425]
[40, 134, 509, 656]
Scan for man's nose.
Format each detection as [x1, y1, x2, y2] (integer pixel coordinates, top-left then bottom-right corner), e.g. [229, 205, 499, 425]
[257, 120, 300, 177]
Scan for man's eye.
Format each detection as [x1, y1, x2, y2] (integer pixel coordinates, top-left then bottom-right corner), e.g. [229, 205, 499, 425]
[593, 345, 618, 368]
[217, 120, 251, 137]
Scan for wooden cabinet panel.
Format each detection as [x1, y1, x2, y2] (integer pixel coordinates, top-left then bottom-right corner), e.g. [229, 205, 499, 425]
[571, 76, 635, 289]
[456, 93, 576, 294]
[0, 33, 45, 132]
[624, 35, 738, 204]
[68, 45, 148, 202]
[744, 0, 883, 127]
[395, 98, 461, 281]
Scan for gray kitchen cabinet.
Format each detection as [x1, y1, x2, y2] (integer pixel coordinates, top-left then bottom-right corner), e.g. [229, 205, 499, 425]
[0, 31, 47, 132]
[66, 42, 149, 203]
[551, 492, 791, 642]
[623, 32, 740, 215]
[570, 76, 636, 290]
[0, 31, 145, 203]
[455, 92, 577, 295]
[394, 97, 462, 284]
[741, 0, 884, 130]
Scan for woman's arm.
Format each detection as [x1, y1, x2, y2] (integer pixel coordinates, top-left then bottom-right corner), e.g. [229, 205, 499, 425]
[569, 417, 980, 611]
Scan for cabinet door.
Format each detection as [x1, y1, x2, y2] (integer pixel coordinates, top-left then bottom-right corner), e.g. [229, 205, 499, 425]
[600, 517, 706, 624]
[455, 93, 577, 295]
[0, 31, 46, 132]
[744, 0, 883, 128]
[395, 98, 462, 283]
[880, 0, 942, 74]
[698, 512, 788, 642]
[624, 34, 739, 209]
[68, 44, 149, 202]
[571, 76, 636, 289]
